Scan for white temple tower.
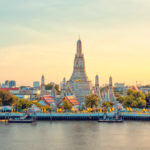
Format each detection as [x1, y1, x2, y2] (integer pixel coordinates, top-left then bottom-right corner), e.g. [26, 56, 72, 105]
[109, 76, 116, 102]
[51, 83, 57, 98]
[60, 77, 67, 97]
[94, 75, 101, 99]
[40, 75, 46, 96]
[68, 37, 92, 102]
[100, 76, 116, 102]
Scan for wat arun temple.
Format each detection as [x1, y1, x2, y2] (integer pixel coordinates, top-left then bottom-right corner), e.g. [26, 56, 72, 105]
[60, 37, 116, 103]
[67, 37, 92, 102]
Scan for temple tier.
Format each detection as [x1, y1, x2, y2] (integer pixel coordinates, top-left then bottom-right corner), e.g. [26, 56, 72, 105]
[67, 38, 92, 103]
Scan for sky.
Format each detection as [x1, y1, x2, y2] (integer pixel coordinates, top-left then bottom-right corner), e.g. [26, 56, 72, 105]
[0, 0, 150, 86]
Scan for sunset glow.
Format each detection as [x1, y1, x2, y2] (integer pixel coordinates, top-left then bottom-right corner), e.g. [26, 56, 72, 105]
[0, 0, 150, 86]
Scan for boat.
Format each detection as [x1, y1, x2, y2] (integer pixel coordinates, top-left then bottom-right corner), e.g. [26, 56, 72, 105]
[8, 114, 35, 123]
[98, 118, 123, 123]
[98, 112, 124, 123]
[8, 118, 34, 123]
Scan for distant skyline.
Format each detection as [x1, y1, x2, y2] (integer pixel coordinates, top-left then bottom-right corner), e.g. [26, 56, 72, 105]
[0, 0, 150, 86]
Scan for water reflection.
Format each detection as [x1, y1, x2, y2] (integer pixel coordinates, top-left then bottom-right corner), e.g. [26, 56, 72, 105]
[0, 121, 150, 150]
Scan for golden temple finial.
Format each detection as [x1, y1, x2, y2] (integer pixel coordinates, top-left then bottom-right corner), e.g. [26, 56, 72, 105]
[78, 35, 80, 40]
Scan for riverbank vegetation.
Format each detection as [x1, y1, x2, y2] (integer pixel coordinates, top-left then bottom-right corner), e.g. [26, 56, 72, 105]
[0, 90, 17, 106]
[85, 94, 100, 108]
[0, 90, 52, 112]
[0, 88, 149, 113]
[117, 89, 146, 108]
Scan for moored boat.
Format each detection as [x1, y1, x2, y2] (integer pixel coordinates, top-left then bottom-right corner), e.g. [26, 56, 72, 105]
[8, 118, 34, 123]
[98, 118, 123, 123]
[98, 112, 124, 123]
[8, 114, 35, 123]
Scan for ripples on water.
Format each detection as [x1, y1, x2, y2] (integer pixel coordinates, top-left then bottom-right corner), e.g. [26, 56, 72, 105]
[0, 121, 150, 150]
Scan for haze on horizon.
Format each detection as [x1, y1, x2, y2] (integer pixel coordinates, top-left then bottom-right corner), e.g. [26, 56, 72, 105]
[0, 0, 150, 86]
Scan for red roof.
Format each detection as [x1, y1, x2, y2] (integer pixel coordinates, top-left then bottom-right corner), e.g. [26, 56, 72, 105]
[64, 96, 80, 106]
[0, 88, 19, 91]
[40, 95, 56, 105]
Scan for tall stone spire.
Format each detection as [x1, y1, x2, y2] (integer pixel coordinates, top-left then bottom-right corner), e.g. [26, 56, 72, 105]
[94, 75, 101, 99]
[109, 76, 112, 87]
[68, 37, 92, 102]
[71, 37, 87, 81]
[77, 36, 82, 56]
[95, 75, 99, 87]
[100, 76, 116, 103]
[41, 75, 45, 85]
[40, 75, 46, 96]
[109, 76, 116, 102]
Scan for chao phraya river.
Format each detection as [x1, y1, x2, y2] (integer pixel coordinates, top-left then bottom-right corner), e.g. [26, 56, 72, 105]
[0, 121, 150, 150]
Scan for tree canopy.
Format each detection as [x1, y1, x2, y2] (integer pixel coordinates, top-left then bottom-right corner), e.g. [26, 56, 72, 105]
[14, 99, 52, 112]
[101, 101, 114, 113]
[45, 83, 60, 94]
[62, 99, 72, 111]
[145, 91, 150, 104]
[0, 90, 17, 106]
[0, 90, 54, 112]
[15, 99, 33, 110]
[85, 94, 100, 108]
[117, 89, 146, 108]
[101, 101, 114, 108]
[45, 83, 53, 90]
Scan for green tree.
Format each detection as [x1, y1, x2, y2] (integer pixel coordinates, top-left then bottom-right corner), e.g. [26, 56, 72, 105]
[116, 96, 125, 103]
[45, 105, 52, 112]
[145, 91, 150, 104]
[131, 100, 138, 108]
[100, 102, 113, 113]
[85, 94, 100, 108]
[45, 83, 53, 90]
[127, 89, 145, 100]
[101, 102, 114, 108]
[14, 99, 33, 110]
[0, 90, 17, 106]
[117, 89, 146, 108]
[137, 98, 146, 108]
[45, 83, 60, 95]
[54, 84, 61, 95]
[122, 96, 133, 107]
[62, 99, 72, 111]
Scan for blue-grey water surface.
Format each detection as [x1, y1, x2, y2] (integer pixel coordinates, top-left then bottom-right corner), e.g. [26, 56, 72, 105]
[0, 121, 150, 150]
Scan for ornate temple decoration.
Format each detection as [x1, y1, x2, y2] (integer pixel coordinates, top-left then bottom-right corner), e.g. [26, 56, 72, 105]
[67, 37, 92, 102]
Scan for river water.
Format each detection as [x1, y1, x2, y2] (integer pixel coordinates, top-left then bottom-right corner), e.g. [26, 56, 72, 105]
[0, 121, 150, 150]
